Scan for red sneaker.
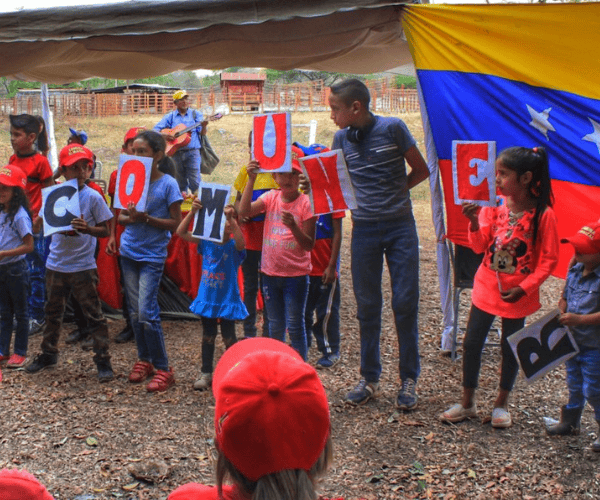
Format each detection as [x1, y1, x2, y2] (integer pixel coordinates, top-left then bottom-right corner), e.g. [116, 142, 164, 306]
[128, 361, 155, 383]
[147, 368, 175, 392]
[6, 354, 27, 369]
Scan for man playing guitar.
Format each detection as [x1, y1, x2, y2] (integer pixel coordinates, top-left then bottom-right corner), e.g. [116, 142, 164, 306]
[154, 90, 207, 194]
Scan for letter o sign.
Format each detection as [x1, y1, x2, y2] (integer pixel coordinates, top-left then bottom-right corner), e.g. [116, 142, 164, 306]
[118, 159, 146, 207]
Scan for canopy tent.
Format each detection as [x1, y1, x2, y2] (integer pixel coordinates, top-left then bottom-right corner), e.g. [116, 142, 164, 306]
[0, 0, 413, 83]
[1, 1, 599, 344]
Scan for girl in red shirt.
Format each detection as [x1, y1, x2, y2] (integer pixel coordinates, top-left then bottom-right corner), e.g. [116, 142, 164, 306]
[440, 146, 559, 428]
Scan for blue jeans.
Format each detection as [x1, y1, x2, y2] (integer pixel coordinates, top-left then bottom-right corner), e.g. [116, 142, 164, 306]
[241, 249, 269, 337]
[172, 148, 201, 193]
[351, 216, 420, 383]
[565, 348, 600, 421]
[120, 257, 169, 371]
[305, 276, 341, 357]
[26, 231, 50, 321]
[262, 274, 309, 360]
[0, 260, 30, 357]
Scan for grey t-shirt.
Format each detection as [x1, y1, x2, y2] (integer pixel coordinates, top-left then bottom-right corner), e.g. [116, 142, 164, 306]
[332, 115, 416, 222]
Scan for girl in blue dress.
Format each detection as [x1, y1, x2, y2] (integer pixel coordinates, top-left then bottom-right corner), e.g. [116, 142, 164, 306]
[176, 198, 247, 390]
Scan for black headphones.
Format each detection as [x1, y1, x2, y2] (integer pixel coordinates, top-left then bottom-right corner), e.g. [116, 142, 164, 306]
[346, 114, 376, 143]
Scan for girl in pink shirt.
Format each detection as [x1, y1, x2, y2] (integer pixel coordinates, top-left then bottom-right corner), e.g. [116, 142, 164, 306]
[239, 146, 316, 360]
[440, 146, 559, 428]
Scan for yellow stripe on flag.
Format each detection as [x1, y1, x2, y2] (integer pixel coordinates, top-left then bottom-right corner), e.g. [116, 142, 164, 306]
[402, 3, 600, 100]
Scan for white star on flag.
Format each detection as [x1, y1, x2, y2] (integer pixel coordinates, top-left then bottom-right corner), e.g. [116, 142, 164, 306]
[583, 117, 600, 155]
[526, 105, 556, 140]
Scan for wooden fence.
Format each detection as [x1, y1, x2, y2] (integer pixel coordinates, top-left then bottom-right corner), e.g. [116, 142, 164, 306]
[0, 79, 419, 117]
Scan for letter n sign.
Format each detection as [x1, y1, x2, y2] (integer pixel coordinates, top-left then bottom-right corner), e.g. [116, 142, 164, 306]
[452, 141, 496, 207]
[192, 183, 232, 242]
[114, 154, 153, 211]
[300, 150, 357, 215]
[507, 309, 579, 384]
[41, 178, 80, 236]
[252, 113, 291, 173]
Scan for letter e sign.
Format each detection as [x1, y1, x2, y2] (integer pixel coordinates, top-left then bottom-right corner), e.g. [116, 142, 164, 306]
[452, 141, 496, 207]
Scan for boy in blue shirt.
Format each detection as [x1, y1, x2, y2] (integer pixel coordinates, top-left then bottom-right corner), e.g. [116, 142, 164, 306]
[26, 144, 114, 382]
[547, 221, 600, 452]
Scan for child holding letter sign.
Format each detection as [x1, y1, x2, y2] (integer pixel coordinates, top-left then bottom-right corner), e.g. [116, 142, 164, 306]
[440, 146, 558, 428]
[545, 221, 600, 450]
[176, 198, 247, 390]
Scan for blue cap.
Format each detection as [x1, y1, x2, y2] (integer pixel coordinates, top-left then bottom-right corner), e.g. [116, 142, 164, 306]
[69, 128, 88, 145]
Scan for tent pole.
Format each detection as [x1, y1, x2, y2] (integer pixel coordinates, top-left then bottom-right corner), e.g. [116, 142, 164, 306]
[41, 83, 58, 172]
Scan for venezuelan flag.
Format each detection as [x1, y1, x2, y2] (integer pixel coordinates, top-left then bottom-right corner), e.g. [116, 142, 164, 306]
[403, 3, 600, 277]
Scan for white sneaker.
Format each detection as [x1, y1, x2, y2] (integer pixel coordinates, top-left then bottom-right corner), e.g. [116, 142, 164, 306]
[193, 372, 212, 391]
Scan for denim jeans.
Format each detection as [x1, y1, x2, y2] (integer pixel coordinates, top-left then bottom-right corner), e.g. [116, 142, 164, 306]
[120, 257, 169, 371]
[0, 260, 30, 357]
[241, 249, 269, 338]
[565, 348, 600, 421]
[172, 148, 201, 193]
[262, 274, 309, 360]
[462, 304, 524, 391]
[26, 231, 50, 321]
[351, 216, 420, 383]
[305, 276, 340, 357]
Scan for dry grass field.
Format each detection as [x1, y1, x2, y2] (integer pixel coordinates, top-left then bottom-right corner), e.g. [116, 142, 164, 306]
[0, 111, 597, 499]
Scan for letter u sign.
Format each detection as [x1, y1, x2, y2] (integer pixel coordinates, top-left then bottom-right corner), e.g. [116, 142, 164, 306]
[252, 113, 291, 172]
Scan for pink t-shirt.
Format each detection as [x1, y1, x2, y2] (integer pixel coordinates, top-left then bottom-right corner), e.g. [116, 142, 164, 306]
[259, 189, 314, 277]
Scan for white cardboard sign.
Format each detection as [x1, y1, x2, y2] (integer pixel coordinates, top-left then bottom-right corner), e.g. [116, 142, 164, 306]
[114, 154, 153, 211]
[41, 179, 80, 236]
[192, 183, 232, 242]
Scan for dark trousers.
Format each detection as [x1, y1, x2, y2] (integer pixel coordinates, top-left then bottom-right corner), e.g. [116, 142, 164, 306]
[241, 249, 268, 337]
[200, 317, 237, 374]
[305, 276, 341, 356]
[41, 269, 110, 363]
[462, 304, 524, 391]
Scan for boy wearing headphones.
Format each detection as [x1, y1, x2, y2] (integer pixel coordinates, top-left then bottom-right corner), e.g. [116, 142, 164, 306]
[328, 79, 429, 409]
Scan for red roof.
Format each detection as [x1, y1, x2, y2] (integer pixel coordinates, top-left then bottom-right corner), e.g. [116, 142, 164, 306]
[220, 73, 266, 81]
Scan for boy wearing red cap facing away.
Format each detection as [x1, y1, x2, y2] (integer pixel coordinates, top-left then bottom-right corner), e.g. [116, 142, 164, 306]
[0, 468, 54, 499]
[546, 221, 600, 451]
[168, 337, 333, 500]
[25, 144, 114, 382]
[0, 166, 33, 375]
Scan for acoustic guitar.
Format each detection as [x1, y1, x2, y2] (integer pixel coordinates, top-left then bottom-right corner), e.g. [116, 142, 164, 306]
[162, 113, 223, 156]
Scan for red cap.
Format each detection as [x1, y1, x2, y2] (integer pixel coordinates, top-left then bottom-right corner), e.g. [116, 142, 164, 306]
[59, 144, 94, 167]
[291, 145, 304, 173]
[123, 127, 145, 145]
[213, 338, 330, 482]
[0, 165, 26, 188]
[561, 221, 600, 255]
[0, 468, 54, 500]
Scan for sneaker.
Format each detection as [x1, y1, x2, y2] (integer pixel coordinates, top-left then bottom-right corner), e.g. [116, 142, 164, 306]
[115, 327, 134, 344]
[316, 353, 341, 369]
[6, 354, 27, 369]
[147, 368, 175, 392]
[28, 318, 45, 337]
[128, 361, 155, 383]
[439, 403, 478, 423]
[491, 407, 512, 428]
[65, 329, 86, 344]
[193, 372, 213, 391]
[397, 378, 418, 410]
[345, 379, 379, 405]
[25, 353, 58, 373]
[96, 360, 114, 383]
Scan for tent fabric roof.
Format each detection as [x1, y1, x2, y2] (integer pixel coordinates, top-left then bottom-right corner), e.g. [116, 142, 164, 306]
[0, 0, 413, 83]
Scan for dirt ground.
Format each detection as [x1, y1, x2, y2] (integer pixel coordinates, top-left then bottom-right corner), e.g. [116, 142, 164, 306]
[1, 111, 598, 499]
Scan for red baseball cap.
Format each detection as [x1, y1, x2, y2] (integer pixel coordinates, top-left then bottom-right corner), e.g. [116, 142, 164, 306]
[0, 165, 26, 188]
[291, 145, 305, 174]
[561, 221, 600, 255]
[0, 468, 54, 500]
[59, 144, 94, 167]
[213, 338, 330, 482]
[123, 127, 146, 145]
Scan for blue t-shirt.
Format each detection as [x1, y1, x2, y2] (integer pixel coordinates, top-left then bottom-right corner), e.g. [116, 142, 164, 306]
[0, 207, 32, 265]
[564, 262, 600, 349]
[119, 174, 183, 263]
[332, 115, 416, 222]
[46, 186, 113, 273]
[189, 239, 248, 320]
[153, 108, 204, 150]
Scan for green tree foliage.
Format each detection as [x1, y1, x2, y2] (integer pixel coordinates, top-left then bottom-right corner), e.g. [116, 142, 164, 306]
[394, 75, 417, 89]
[264, 69, 366, 86]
